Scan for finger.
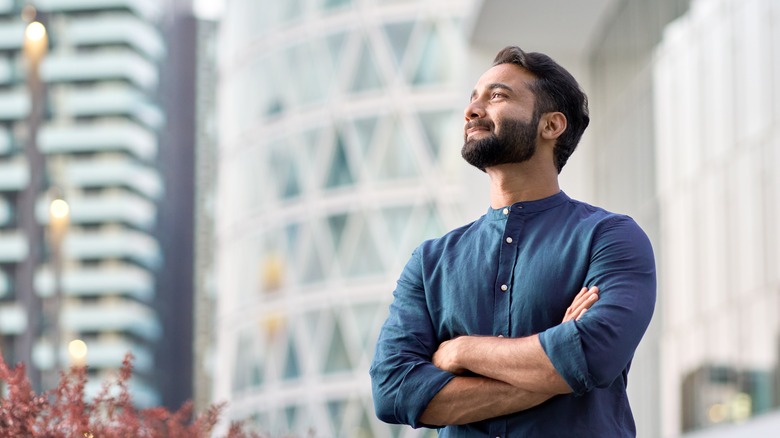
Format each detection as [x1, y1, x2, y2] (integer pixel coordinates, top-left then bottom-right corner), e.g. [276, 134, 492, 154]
[568, 286, 596, 313]
[569, 289, 599, 317]
[576, 308, 588, 321]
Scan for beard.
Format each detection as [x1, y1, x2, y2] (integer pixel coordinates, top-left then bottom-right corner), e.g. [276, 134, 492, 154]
[461, 113, 540, 171]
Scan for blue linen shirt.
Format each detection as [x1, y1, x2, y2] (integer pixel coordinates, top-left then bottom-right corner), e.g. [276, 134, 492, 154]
[369, 191, 656, 437]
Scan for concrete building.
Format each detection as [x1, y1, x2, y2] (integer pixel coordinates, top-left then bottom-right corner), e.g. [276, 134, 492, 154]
[0, 0, 195, 409]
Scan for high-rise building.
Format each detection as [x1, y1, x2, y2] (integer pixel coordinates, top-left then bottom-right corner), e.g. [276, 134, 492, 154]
[213, 0, 472, 436]
[0, 0, 195, 409]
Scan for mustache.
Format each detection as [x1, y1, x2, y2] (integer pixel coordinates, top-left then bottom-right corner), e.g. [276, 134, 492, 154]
[465, 120, 494, 131]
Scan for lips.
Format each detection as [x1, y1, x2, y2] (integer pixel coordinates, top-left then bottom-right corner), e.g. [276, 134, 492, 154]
[465, 121, 492, 137]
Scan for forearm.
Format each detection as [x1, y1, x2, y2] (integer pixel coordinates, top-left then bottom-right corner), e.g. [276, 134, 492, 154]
[446, 334, 572, 394]
[419, 375, 553, 426]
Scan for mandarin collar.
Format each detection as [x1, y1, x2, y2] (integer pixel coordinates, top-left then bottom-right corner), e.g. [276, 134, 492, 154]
[486, 191, 570, 220]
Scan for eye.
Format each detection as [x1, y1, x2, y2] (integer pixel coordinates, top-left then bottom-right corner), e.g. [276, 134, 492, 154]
[491, 92, 506, 100]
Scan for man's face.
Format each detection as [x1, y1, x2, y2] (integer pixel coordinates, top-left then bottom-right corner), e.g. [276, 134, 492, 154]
[461, 63, 541, 171]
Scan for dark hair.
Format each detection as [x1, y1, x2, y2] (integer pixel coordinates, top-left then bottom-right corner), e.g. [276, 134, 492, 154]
[493, 46, 589, 173]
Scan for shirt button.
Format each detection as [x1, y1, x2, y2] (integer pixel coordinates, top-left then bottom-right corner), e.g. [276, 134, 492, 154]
[500, 284, 508, 292]
[505, 237, 513, 244]
[497, 335, 504, 338]
[502, 207, 509, 215]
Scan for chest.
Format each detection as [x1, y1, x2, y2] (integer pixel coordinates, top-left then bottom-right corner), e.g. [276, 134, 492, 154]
[425, 223, 591, 340]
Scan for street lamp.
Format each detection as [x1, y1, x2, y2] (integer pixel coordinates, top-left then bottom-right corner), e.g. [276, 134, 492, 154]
[17, 14, 49, 391]
[48, 196, 68, 377]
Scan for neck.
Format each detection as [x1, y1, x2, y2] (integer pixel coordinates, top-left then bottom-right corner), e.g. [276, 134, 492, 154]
[485, 160, 560, 209]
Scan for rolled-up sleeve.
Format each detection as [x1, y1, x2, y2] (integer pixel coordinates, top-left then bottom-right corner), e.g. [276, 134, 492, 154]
[539, 215, 656, 396]
[369, 248, 455, 428]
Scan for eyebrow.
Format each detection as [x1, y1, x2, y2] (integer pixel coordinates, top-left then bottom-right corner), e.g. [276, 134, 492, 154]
[470, 82, 515, 100]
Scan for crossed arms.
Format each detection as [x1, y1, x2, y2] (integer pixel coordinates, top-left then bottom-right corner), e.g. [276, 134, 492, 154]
[419, 286, 598, 426]
[370, 215, 656, 429]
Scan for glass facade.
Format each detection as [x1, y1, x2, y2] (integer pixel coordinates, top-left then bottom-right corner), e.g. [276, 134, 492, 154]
[214, 0, 472, 436]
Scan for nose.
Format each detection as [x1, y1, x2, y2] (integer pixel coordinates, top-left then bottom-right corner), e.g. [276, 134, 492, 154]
[464, 98, 485, 121]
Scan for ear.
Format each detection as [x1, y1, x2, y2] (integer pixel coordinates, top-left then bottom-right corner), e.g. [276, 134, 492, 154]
[540, 112, 567, 140]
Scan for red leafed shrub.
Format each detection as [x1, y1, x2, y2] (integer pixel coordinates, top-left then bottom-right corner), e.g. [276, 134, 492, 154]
[0, 353, 261, 438]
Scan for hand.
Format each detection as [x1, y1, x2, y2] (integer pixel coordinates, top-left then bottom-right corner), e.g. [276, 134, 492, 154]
[432, 337, 469, 375]
[562, 286, 599, 323]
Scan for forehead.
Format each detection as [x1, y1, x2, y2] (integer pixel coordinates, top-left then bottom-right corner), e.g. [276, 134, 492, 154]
[473, 63, 537, 95]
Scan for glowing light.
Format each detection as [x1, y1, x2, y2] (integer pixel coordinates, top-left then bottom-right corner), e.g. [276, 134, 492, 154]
[25, 21, 46, 42]
[50, 199, 70, 219]
[68, 339, 88, 362]
[707, 403, 727, 423]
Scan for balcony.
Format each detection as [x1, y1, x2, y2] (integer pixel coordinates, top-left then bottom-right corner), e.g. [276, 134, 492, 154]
[0, 158, 27, 191]
[36, 189, 157, 229]
[0, 126, 14, 154]
[64, 157, 162, 199]
[0, 88, 29, 121]
[0, 231, 27, 263]
[56, 85, 164, 129]
[0, 21, 24, 51]
[41, 50, 158, 91]
[0, 303, 26, 335]
[61, 298, 161, 341]
[35, 263, 154, 301]
[68, 14, 165, 61]
[39, 120, 158, 160]
[36, 0, 161, 22]
[63, 228, 161, 269]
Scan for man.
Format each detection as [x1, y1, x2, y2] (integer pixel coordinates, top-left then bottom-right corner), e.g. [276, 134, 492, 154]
[369, 46, 656, 437]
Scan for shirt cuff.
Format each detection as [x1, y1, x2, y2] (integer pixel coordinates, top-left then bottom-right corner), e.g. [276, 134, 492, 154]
[397, 362, 455, 428]
[538, 321, 592, 396]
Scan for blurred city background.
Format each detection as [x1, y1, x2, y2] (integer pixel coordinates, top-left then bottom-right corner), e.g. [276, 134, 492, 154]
[0, 0, 778, 436]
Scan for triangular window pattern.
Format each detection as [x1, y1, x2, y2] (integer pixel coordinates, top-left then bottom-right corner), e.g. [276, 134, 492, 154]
[418, 203, 444, 242]
[325, 134, 355, 189]
[350, 40, 383, 93]
[324, 317, 352, 373]
[301, 242, 326, 284]
[355, 406, 374, 438]
[284, 405, 298, 432]
[282, 159, 302, 199]
[285, 222, 300, 265]
[303, 310, 324, 346]
[287, 43, 327, 105]
[418, 110, 455, 162]
[346, 217, 384, 277]
[327, 399, 348, 438]
[383, 21, 415, 67]
[351, 116, 379, 157]
[412, 25, 448, 86]
[327, 213, 348, 255]
[282, 336, 301, 380]
[381, 205, 413, 253]
[326, 31, 349, 74]
[377, 119, 419, 180]
[351, 302, 382, 349]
